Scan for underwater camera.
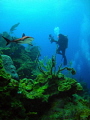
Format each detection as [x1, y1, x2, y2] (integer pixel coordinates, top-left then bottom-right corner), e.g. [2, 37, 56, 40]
[49, 34, 54, 43]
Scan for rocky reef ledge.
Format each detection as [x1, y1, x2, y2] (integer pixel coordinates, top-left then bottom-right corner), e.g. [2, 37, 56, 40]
[0, 55, 90, 120]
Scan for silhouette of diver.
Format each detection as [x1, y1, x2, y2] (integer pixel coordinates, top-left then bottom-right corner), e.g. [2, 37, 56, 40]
[49, 34, 68, 65]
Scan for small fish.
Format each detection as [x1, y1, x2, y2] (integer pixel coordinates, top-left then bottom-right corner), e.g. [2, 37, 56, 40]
[2, 33, 34, 46]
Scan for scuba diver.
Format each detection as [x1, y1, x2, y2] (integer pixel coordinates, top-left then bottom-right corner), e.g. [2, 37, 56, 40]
[49, 34, 68, 65]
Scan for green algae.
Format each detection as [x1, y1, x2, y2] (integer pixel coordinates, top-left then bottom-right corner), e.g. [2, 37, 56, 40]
[0, 54, 90, 119]
[0, 33, 90, 119]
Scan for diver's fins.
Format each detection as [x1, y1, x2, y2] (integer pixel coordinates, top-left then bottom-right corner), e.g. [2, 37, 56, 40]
[2, 36, 11, 45]
[63, 56, 67, 65]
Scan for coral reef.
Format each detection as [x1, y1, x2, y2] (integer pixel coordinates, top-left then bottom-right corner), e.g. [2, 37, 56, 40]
[1, 55, 19, 80]
[0, 31, 40, 79]
[0, 56, 49, 120]
[40, 95, 90, 120]
[0, 55, 22, 119]
[0, 31, 90, 119]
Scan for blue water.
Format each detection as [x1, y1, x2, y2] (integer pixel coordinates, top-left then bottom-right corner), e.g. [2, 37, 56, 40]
[0, 0, 90, 87]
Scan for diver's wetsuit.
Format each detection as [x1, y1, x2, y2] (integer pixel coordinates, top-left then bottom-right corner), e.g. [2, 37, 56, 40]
[50, 34, 68, 65]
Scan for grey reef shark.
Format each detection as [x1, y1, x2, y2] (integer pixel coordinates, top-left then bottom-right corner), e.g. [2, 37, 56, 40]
[2, 33, 34, 46]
